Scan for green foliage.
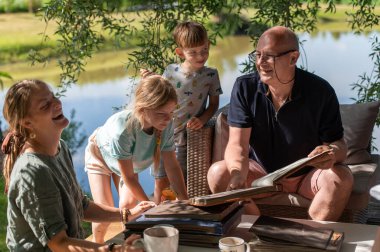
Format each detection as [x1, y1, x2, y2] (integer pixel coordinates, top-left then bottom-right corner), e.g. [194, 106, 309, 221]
[346, 0, 379, 32]
[60, 109, 87, 156]
[126, 0, 244, 74]
[34, 0, 341, 86]
[31, 0, 136, 94]
[0, 71, 12, 90]
[31, 0, 380, 122]
[351, 35, 380, 126]
[347, 0, 380, 145]
[0, 0, 44, 13]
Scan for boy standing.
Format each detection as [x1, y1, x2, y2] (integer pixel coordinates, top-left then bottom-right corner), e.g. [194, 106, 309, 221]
[142, 21, 223, 177]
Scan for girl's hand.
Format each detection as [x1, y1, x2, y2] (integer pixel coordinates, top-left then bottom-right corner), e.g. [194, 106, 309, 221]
[122, 234, 143, 252]
[130, 201, 156, 216]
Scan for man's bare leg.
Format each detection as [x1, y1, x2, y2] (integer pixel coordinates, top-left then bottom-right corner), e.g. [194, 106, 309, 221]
[300, 164, 353, 221]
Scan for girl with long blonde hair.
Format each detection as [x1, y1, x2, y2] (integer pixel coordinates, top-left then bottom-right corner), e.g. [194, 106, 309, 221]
[85, 75, 188, 243]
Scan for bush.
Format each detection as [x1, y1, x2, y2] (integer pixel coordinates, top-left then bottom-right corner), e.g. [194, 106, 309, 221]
[0, 0, 43, 13]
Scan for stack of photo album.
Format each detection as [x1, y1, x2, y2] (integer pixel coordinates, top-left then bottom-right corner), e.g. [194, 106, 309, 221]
[124, 150, 344, 249]
[124, 200, 243, 248]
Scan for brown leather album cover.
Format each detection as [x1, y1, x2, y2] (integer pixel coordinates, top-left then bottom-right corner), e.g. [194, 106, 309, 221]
[249, 215, 344, 251]
[190, 151, 330, 206]
[143, 200, 241, 221]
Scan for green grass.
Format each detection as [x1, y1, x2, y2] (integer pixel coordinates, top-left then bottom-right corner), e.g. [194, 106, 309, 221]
[0, 11, 144, 64]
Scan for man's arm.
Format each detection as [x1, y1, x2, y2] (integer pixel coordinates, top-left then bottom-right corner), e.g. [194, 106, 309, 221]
[187, 95, 219, 130]
[224, 126, 252, 190]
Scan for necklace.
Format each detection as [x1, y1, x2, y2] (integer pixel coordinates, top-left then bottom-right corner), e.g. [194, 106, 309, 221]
[272, 94, 290, 112]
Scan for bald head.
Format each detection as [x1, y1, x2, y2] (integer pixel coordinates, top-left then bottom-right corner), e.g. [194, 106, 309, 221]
[258, 26, 299, 51]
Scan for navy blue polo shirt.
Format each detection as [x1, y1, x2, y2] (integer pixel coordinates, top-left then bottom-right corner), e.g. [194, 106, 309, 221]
[228, 68, 343, 173]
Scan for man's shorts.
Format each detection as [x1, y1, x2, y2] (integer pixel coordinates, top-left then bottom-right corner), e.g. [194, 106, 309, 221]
[247, 159, 326, 200]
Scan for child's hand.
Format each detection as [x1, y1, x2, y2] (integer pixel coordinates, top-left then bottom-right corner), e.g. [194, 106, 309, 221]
[187, 117, 203, 130]
[130, 201, 156, 216]
[140, 68, 156, 78]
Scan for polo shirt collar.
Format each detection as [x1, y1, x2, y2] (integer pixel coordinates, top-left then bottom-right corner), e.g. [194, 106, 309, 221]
[256, 67, 303, 101]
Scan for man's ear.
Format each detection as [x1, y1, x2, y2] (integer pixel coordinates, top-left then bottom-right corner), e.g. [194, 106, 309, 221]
[175, 47, 185, 59]
[290, 51, 300, 65]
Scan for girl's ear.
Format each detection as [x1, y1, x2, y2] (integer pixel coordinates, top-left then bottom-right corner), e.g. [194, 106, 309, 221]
[20, 118, 33, 130]
[175, 48, 185, 59]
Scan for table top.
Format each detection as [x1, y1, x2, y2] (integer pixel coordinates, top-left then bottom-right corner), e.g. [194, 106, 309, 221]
[88, 215, 380, 252]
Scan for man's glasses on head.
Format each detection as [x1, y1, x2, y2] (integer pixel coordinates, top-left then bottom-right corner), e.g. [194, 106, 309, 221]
[248, 49, 297, 63]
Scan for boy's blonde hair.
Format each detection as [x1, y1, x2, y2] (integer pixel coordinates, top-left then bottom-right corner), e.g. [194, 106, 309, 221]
[127, 75, 177, 173]
[173, 21, 208, 48]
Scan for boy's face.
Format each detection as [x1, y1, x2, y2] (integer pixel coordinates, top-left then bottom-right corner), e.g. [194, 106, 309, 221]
[176, 41, 210, 70]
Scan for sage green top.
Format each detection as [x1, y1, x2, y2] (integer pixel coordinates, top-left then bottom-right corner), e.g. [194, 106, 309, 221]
[6, 140, 90, 251]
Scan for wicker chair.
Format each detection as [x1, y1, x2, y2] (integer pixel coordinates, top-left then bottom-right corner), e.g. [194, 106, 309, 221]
[186, 103, 380, 223]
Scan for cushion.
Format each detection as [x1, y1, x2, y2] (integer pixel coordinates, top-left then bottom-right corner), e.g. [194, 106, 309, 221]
[212, 113, 229, 163]
[349, 162, 378, 193]
[340, 101, 380, 165]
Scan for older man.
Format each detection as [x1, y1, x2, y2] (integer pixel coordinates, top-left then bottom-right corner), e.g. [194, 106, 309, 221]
[207, 26, 353, 221]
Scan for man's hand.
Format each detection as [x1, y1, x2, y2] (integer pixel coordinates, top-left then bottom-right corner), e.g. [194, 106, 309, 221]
[308, 145, 336, 169]
[130, 201, 156, 216]
[187, 117, 204, 130]
[226, 169, 246, 191]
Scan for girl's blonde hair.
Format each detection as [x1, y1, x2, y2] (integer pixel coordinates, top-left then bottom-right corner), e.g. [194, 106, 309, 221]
[2, 80, 45, 193]
[127, 75, 177, 173]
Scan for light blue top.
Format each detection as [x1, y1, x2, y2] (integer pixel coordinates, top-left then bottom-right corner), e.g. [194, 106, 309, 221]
[96, 110, 175, 176]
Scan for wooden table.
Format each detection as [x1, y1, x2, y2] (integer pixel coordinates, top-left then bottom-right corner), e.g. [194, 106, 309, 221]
[87, 215, 380, 251]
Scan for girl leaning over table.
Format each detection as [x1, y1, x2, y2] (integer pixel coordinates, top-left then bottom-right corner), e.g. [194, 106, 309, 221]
[84, 75, 189, 243]
[2, 79, 155, 251]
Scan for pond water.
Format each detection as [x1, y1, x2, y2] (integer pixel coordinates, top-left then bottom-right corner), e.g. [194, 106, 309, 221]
[1, 31, 379, 205]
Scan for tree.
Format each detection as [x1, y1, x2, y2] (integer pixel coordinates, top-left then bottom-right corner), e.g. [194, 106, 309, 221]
[31, 0, 333, 86]
[348, 0, 380, 127]
[32, 0, 379, 122]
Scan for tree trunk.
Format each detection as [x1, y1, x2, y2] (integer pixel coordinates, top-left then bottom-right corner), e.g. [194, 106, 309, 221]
[28, 0, 33, 13]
